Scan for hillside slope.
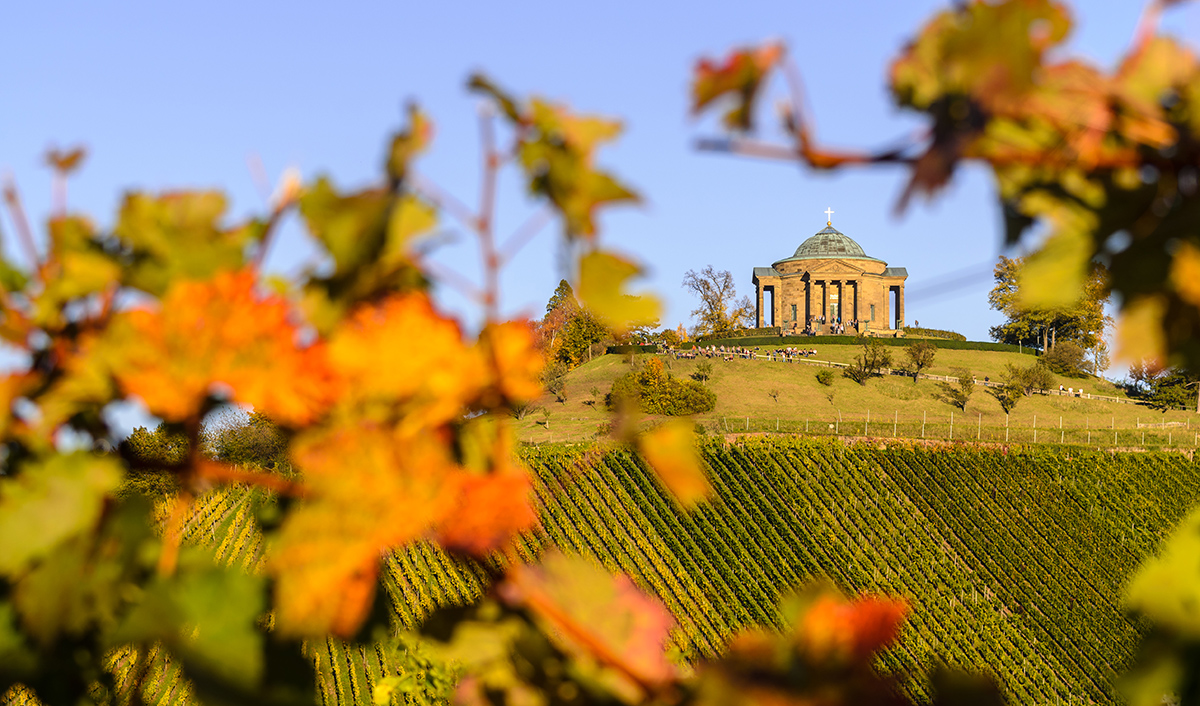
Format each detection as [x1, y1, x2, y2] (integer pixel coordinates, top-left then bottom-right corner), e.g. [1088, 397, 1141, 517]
[518, 351, 1197, 443]
[35, 438, 1198, 706]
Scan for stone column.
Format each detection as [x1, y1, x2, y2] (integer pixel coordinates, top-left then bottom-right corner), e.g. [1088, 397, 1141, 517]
[772, 285, 781, 329]
[898, 284, 906, 329]
[756, 284, 764, 328]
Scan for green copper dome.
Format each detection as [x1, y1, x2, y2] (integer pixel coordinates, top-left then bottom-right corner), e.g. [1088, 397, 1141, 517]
[771, 224, 885, 267]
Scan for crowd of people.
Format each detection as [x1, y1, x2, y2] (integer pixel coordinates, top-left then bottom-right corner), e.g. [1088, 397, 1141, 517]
[667, 345, 819, 363]
[788, 316, 863, 336]
[671, 345, 755, 361]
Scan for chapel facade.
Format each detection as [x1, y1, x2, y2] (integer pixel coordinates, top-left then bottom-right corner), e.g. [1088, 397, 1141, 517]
[751, 218, 908, 335]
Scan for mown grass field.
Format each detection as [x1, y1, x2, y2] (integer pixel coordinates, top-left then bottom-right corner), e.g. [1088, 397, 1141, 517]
[517, 348, 1198, 444]
[19, 437, 1195, 706]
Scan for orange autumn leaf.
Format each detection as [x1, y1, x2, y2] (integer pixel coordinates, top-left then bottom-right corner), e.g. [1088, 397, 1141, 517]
[797, 593, 909, 663]
[272, 422, 465, 637]
[637, 420, 711, 507]
[477, 320, 544, 405]
[110, 269, 334, 425]
[327, 293, 485, 426]
[433, 468, 539, 557]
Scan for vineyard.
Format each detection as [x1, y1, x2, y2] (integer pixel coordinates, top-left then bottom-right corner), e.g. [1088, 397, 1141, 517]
[6, 439, 1198, 706]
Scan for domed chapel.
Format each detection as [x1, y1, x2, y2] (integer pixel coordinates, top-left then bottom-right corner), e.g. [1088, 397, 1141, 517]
[751, 211, 908, 334]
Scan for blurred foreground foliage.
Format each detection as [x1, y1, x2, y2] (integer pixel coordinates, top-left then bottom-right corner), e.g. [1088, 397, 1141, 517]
[2, 1, 1197, 705]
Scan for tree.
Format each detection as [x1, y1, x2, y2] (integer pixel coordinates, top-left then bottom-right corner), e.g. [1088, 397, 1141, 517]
[988, 256, 1111, 352]
[947, 367, 974, 410]
[556, 308, 612, 368]
[905, 341, 937, 383]
[692, 360, 714, 385]
[682, 266, 753, 336]
[845, 337, 892, 385]
[546, 279, 578, 316]
[1128, 366, 1200, 412]
[1041, 340, 1087, 378]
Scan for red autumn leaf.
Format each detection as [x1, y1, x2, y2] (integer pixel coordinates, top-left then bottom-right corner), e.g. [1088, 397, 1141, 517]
[691, 43, 783, 131]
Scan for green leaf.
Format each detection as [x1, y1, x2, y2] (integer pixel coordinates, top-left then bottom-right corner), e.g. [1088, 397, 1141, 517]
[0, 601, 37, 687]
[1126, 506, 1200, 639]
[114, 191, 258, 296]
[577, 250, 661, 334]
[0, 453, 123, 576]
[386, 104, 433, 186]
[467, 73, 524, 123]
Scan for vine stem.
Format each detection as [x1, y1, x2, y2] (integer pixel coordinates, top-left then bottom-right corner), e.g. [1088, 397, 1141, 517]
[478, 108, 501, 322]
[411, 172, 479, 233]
[498, 207, 552, 265]
[1, 174, 42, 272]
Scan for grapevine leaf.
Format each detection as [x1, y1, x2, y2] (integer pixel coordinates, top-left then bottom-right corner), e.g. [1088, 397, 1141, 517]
[1016, 195, 1096, 310]
[691, 44, 783, 131]
[637, 420, 711, 507]
[1170, 241, 1200, 308]
[114, 191, 259, 296]
[271, 424, 464, 637]
[44, 146, 86, 175]
[107, 270, 335, 425]
[577, 250, 662, 335]
[476, 320, 544, 406]
[0, 601, 37, 686]
[326, 293, 484, 427]
[1126, 506, 1200, 639]
[386, 104, 434, 186]
[299, 178, 392, 276]
[517, 99, 639, 239]
[433, 416, 538, 557]
[0, 453, 123, 576]
[503, 552, 679, 688]
[467, 73, 524, 123]
[299, 179, 431, 332]
[889, 0, 1070, 113]
[1115, 295, 1167, 364]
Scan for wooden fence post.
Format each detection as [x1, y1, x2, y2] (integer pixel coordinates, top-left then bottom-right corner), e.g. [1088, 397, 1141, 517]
[977, 412, 981, 440]
[894, 410, 898, 438]
[950, 411, 954, 440]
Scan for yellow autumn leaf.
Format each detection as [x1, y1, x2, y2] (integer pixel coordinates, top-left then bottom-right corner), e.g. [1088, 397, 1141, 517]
[637, 420, 711, 507]
[1115, 295, 1167, 365]
[1170, 241, 1200, 308]
[577, 250, 661, 335]
[327, 293, 485, 428]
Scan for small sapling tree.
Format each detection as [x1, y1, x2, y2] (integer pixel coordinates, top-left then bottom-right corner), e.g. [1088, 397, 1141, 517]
[905, 340, 937, 383]
[948, 367, 974, 410]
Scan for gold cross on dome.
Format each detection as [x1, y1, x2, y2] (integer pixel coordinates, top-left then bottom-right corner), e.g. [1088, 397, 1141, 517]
[825, 207, 834, 225]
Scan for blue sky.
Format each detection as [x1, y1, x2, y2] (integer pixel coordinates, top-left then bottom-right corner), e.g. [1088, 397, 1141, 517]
[3, 1, 1196, 351]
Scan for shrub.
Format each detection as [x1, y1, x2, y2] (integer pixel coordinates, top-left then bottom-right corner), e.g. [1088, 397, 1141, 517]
[692, 361, 714, 384]
[905, 326, 966, 341]
[1042, 341, 1087, 377]
[816, 369, 835, 386]
[607, 357, 716, 415]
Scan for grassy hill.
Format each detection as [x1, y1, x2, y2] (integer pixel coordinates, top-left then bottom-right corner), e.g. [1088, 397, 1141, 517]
[518, 346, 1198, 444]
[57, 438, 1199, 706]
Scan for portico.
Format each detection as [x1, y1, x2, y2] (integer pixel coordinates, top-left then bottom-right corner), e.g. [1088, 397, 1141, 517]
[752, 216, 908, 335]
